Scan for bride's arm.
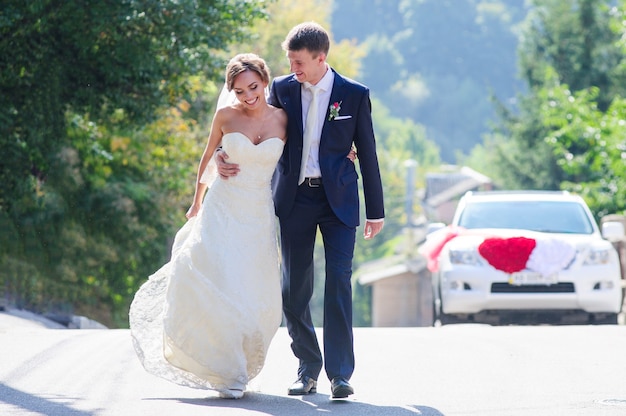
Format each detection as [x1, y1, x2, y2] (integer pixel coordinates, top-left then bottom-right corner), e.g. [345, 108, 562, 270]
[186, 110, 225, 219]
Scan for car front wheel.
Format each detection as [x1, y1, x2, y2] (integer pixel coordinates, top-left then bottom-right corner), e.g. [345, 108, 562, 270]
[590, 313, 618, 325]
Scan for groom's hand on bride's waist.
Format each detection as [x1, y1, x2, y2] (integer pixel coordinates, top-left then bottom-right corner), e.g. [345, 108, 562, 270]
[215, 149, 240, 179]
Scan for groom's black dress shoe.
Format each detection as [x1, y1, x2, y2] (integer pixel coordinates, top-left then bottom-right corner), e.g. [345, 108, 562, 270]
[287, 375, 317, 395]
[331, 377, 354, 398]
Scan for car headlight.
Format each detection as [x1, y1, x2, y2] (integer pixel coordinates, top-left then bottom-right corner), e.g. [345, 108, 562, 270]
[583, 249, 612, 265]
[449, 249, 482, 266]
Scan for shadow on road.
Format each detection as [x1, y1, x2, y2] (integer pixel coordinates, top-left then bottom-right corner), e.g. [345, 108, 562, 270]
[0, 383, 96, 416]
[152, 392, 446, 415]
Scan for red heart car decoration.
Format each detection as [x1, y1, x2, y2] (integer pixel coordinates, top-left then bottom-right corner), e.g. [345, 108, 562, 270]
[478, 237, 537, 273]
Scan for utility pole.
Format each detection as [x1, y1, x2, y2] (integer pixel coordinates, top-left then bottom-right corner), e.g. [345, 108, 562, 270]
[404, 159, 418, 259]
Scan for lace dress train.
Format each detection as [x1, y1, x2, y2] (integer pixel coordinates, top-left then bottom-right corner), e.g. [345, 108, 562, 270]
[129, 133, 284, 396]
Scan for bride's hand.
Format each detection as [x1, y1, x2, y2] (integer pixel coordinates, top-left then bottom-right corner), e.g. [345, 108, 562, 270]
[347, 146, 357, 162]
[186, 203, 201, 219]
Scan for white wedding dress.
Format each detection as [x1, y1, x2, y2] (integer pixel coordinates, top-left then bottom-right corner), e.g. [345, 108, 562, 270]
[129, 132, 284, 396]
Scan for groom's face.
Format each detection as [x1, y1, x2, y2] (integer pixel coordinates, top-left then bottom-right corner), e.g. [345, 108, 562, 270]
[287, 48, 327, 86]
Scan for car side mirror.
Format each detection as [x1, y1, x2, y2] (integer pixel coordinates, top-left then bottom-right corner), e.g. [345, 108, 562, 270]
[602, 221, 625, 241]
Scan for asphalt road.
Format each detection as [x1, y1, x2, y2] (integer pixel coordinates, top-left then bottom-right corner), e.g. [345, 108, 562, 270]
[1, 309, 626, 416]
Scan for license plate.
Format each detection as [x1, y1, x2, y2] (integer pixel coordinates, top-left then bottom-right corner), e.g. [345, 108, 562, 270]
[509, 272, 558, 286]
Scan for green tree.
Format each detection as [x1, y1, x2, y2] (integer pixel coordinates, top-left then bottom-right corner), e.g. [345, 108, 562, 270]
[1, 0, 264, 207]
[519, 0, 623, 110]
[332, 0, 527, 162]
[538, 83, 626, 219]
[470, 0, 623, 193]
[0, 0, 267, 326]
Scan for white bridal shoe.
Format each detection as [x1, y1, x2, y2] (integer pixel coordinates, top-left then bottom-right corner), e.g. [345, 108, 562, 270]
[218, 388, 244, 399]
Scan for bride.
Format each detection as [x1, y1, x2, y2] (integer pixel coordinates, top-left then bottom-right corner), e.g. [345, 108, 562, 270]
[129, 53, 287, 399]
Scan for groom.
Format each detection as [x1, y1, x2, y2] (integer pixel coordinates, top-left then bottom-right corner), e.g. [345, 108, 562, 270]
[218, 21, 384, 398]
[269, 21, 384, 399]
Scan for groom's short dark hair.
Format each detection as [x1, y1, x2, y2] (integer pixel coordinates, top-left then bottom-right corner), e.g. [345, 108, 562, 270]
[282, 21, 330, 57]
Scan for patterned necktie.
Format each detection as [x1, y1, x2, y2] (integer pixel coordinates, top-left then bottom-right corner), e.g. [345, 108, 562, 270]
[299, 84, 320, 185]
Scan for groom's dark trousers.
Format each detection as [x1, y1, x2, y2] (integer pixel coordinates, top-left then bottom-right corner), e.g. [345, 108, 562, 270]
[279, 181, 356, 381]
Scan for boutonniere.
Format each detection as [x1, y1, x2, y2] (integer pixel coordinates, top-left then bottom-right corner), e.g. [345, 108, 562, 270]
[328, 101, 342, 121]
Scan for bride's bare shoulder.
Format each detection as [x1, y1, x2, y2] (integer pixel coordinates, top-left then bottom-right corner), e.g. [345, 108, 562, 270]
[269, 105, 287, 121]
[216, 103, 242, 115]
[214, 103, 244, 122]
[267, 106, 287, 142]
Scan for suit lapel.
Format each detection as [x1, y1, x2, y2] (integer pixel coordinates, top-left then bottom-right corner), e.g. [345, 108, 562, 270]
[328, 70, 347, 113]
[321, 70, 347, 139]
[287, 77, 304, 138]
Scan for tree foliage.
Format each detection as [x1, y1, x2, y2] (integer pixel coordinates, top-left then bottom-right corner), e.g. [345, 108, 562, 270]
[332, 0, 527, 162]
[539, 84, 626, 219]
[0, 0, 267, 326]
[467, 0, 626, 220]
[1, 0, 264, 207]
[519, 0, 623, 109]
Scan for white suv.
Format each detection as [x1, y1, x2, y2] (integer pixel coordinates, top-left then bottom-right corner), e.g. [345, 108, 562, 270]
[426, 191, 624, 325]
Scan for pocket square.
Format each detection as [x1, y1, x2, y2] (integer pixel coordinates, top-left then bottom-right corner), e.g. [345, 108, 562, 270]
[333, 115, 352, 121]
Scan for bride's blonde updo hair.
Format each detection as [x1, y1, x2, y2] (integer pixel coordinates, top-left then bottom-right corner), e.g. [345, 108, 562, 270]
[225, 53, 271, 91]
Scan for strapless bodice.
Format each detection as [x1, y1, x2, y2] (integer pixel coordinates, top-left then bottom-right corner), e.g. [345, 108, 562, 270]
[219, 132, 283, 189]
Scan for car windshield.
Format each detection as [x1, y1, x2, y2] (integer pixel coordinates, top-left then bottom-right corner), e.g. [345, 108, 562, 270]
[457, 200, 595, 234]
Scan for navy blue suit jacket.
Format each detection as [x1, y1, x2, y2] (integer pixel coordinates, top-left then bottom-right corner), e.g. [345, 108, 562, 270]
[268, 69, 384, 228]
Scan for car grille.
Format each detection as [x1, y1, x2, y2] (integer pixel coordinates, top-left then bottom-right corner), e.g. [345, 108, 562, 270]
[490, 282, 575, 293]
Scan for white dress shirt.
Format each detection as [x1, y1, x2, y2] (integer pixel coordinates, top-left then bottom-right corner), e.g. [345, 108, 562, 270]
[301, 66, 334, 179]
